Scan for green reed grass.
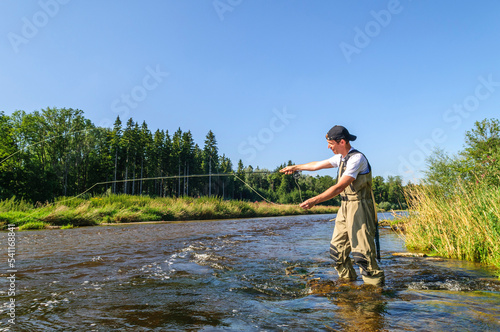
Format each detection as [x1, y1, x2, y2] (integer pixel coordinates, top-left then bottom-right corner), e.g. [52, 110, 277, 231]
[60, 224, 74, 229]
[0, 194, 339, 230]
[18, 221, 49, 230]
[0, 196, 33, 212]
[399, 180, 500, 269]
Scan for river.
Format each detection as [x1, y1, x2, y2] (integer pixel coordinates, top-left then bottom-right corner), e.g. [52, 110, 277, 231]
[1, 213, 500, 331]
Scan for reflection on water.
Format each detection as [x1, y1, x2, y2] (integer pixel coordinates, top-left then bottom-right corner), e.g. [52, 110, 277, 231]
[1, 213, 499, 331]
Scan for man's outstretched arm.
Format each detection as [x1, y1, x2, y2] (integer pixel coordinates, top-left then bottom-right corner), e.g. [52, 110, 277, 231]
[280, 159, 333, 174]
[299, 175, 355, 209]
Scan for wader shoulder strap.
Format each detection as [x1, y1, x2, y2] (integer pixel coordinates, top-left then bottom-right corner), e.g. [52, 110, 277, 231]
[338, 149, 372, 186]
[344, 149, 371, 173]
[338, 149, 360, 179]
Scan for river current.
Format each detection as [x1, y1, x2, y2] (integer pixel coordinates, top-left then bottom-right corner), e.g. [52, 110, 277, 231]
[1, 213, 500, 331]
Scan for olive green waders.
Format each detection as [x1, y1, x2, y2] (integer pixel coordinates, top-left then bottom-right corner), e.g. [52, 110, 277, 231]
[329, 150, 385, 286]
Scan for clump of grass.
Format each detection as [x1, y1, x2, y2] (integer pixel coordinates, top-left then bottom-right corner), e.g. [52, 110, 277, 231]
[399, 180, 500, 269]
[43, 205, 97, 226]
[19, 221, 48, 230]
[60, 224, 74, 229]
[0, 211, 44, 228]
[0, 196, 33, 212]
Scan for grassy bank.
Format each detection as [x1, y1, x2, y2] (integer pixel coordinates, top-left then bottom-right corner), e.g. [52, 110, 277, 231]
[0, 194, 339, 230]
[398, 181, 500, 270]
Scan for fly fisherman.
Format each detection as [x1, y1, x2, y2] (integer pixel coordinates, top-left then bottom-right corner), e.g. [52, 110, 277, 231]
[280, 125, 384, 286]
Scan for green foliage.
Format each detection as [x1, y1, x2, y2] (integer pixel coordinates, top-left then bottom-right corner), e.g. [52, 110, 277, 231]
[378, 202, 392, 211]
[0, 211, 42, 227]
[18, 221, 48, 230]
[402, 118, 500, 269]
[402, 179, 500, 269]
[0, 196, 33, 212]
[425, 118, 500, 188]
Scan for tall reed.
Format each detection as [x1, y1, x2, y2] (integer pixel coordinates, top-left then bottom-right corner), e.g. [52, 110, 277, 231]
[401, 180, 500, 269]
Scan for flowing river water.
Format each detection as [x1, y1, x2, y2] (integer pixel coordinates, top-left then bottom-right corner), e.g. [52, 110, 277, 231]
[1, 213, 500, 331]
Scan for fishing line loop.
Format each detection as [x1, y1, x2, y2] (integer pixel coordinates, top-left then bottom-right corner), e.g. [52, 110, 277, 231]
[49, 170, 305, 206]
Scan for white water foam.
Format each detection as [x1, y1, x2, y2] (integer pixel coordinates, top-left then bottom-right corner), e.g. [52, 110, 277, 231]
[407, 279, 472, 291]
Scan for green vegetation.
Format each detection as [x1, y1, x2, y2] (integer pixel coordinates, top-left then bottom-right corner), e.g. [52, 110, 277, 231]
[0, 194, 339, 230]
[398, 118, 500, 269]
[372, 175, 407, 211]
[402, 181, 500, 267]
[60, 224, 74, 229]
[18, 221, 48, 230]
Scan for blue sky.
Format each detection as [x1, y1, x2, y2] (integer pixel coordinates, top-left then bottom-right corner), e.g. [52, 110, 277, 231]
[1, 0, 499, 183]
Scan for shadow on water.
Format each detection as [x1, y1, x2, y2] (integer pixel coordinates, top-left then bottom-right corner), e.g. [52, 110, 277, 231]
[1, 213, 500, 331]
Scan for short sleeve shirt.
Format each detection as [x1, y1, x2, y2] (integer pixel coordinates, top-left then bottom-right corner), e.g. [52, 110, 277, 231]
[327, 147, 369, 179]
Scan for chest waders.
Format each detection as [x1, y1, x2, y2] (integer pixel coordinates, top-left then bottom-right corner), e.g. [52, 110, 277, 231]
[329, 150, 385, 286]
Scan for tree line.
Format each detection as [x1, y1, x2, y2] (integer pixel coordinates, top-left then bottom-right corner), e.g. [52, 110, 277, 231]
[0, 108, 407, 208]
[424, 118, 500, 189]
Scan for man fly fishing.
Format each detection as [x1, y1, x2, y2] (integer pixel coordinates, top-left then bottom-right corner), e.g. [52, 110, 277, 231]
[280, 125, 384, 286]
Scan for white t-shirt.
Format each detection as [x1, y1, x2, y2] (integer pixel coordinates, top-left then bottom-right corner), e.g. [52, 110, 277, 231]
[328, 148, 369, 179]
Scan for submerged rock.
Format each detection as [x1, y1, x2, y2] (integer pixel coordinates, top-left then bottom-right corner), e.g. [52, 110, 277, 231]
[306, 278, 381, 296]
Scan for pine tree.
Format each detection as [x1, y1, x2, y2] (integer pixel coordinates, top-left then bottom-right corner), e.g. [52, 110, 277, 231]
[139, 121, 152, 195]
[110, 117, 122, 194]
[235, 159, 245, 199]
[203, 130, 219, 196]
[121, 118, 136, 194]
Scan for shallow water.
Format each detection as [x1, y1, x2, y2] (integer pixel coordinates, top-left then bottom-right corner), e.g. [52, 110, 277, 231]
[1, 213, 499, 331]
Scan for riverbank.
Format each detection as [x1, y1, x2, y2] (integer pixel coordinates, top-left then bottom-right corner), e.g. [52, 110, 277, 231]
[395, 181, 500, 271]
[0, 194, 339, 230]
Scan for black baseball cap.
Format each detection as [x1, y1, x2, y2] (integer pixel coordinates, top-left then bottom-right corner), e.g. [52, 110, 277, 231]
[326, 125, 357, 141]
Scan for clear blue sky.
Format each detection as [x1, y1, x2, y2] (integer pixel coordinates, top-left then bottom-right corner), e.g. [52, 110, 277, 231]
[1, 0, 499, 183]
